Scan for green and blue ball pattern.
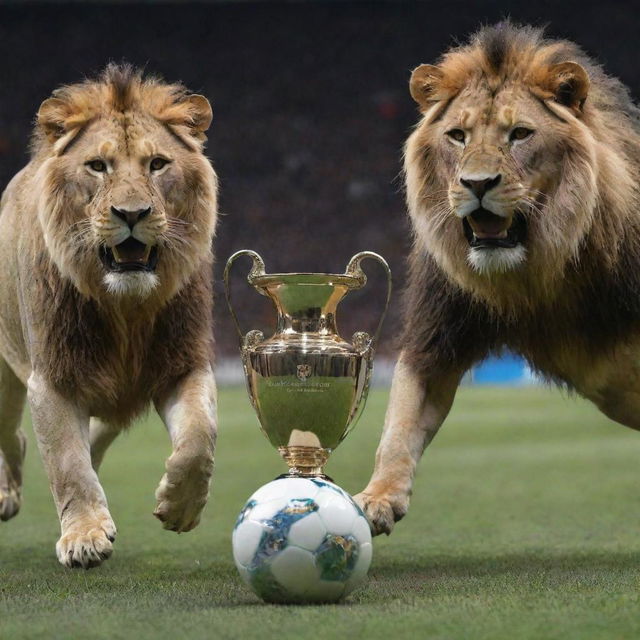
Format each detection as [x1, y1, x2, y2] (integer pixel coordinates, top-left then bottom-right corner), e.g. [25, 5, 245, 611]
[232, 477, 372, 603]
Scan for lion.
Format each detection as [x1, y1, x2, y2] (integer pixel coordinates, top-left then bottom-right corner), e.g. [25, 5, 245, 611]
[355, 22, 640, 535]
[0, 64, 219, 568]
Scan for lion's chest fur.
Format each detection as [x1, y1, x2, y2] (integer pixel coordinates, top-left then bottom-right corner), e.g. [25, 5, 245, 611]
[29, 263, 213, 426]
[402, 248, 640, 394]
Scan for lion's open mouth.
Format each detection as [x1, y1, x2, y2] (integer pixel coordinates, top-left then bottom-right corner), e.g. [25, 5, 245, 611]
[100, 237, 158, 272]
[463, 208, 527, 249]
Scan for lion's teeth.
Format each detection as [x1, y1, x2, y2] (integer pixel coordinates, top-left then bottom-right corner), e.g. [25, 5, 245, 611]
[473, 229, 508, 240]
[110, 243, 151, 264]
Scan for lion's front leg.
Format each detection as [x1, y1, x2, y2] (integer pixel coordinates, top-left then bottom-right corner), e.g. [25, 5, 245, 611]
[354, 353, 460, 535]
[27, 373, 116, 568]
[153, 366, 217, 533]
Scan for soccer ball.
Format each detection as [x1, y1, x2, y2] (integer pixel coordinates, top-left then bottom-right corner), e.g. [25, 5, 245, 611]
[232, 476, 372, 603]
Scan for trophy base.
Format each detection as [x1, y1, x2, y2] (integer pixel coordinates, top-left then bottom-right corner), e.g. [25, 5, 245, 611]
[277, 445, 331, 478]
[275, 472, 335, 482]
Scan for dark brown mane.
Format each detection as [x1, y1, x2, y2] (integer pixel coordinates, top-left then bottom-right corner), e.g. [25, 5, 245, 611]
[30, 253, 214, 426]
[402, 230, 640, 388]
[100, 62, 143, 112]
[478, 21, 542, 74]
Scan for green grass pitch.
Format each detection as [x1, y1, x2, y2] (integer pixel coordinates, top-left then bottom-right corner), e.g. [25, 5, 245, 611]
[1, 386, 639, 639]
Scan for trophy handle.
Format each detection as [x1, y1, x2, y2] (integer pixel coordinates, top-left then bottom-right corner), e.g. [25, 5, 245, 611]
[344, 251, 392, 350]
[223, 250, 267, 344]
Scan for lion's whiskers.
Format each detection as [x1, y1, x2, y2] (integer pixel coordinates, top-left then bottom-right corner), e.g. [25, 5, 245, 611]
[68, 220, 99, 248]
[428, 203, 455, 232]
[166, 217, 191, 228]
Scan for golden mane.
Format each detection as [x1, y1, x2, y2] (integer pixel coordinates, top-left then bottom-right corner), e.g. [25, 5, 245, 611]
[416, 22, 640, 125]
[32, 62, 212, 155]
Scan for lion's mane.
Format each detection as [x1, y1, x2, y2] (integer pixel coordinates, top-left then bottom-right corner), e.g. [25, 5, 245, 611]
[402, 23, 640, 385]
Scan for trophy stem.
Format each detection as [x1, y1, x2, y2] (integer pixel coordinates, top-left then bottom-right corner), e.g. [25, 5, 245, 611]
[277, 446, 331, 478]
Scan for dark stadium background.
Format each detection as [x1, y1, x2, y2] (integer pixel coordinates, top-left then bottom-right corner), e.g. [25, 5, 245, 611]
[0, 1, 637, 358]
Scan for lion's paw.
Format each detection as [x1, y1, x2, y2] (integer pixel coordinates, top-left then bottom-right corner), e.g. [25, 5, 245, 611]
[353, 491, 409, 536]
[154, 453, 213, 533]
[56, 512, 117, 569]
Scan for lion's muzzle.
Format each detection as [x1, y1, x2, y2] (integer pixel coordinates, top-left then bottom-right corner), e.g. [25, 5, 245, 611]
[100, 204, 159, 273]
[455, 171, 527, 250]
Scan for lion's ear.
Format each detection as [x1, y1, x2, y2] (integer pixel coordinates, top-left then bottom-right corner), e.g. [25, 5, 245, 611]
[37, 98, 72, 142]
[183, 94, 213, 133]
[161, 93, 213, 148]
[544, 62, 590, 114]
[410, 64, 450, 109]
[37, 97, 90, 150]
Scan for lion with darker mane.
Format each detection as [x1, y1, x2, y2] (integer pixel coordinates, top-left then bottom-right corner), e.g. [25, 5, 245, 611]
[355, 23, 640, 535]
[0, 64, 218, 567]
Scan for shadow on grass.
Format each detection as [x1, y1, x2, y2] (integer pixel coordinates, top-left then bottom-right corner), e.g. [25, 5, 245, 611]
[3, 547, 640, 611]
[353, 549, 640, 602]
[372, 549, 640, 578]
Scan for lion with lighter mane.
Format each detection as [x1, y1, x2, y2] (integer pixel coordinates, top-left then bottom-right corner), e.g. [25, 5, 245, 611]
[355, 23, 640, 535]
[0, 64, 219, 568]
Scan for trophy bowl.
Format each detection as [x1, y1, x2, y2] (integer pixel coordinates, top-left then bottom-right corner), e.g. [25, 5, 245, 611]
[224, 250, 391, 478]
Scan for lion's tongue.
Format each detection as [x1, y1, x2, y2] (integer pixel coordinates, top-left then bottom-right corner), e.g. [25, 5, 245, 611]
[468, 210, 510, 238]
[112, 237, 149, 263]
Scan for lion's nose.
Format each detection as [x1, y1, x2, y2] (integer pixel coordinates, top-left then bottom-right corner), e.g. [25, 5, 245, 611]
[110, 206, 151, 229]
[460, 174, 502, 199]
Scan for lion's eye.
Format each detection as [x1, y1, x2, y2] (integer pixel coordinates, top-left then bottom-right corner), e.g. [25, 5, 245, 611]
[150, 157, 170, 172]
[510, 127, 534, 142]
[446, 129, 466, 143]
[87, 159, 107, 173]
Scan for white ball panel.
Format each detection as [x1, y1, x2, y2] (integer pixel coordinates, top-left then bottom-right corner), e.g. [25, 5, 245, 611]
[312, 484, 349, 510]
[270, 545, 320, 594]
[248, 480, 290, 503]
[316, 492, 357, 535]
[287, 512, 327, 551]
[232, 520, 265, 568]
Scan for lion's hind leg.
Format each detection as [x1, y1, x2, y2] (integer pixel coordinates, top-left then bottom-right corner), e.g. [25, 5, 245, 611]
[577, 355, 640, 432]
[0, 358, 27, 521]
